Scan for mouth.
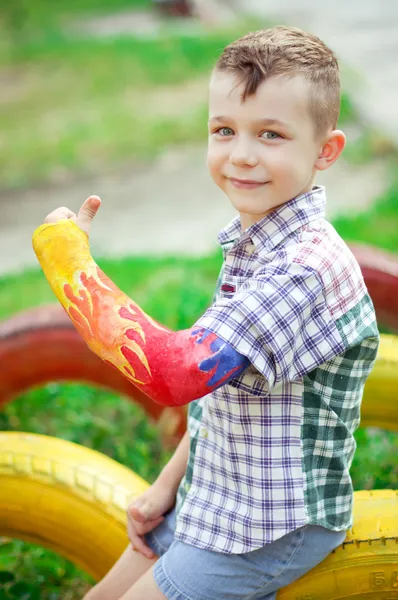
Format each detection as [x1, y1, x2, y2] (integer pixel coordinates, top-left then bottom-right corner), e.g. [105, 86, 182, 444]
[227, 177, 268, 190]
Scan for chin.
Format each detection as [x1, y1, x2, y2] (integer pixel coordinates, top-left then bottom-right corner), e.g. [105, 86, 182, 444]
[229, 196, 272, 215]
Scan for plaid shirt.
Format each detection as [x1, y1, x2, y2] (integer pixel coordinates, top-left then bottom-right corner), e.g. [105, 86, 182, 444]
[175, 186, 379, 554]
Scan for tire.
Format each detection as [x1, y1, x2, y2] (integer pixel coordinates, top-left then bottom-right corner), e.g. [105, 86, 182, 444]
[0, 432, 397, 598]
[361, 333, 398, 431]
[279, 489, 398, 599]
[349, 244, 398, 333]
[0, 304, 186, 444]
[0, 431, 149, 580]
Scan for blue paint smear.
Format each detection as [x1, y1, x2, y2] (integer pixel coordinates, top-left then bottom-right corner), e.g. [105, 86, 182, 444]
[191, 327, 249, 388]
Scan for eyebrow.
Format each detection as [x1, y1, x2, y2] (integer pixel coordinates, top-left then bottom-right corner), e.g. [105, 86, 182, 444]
[209, 116, 290, 129]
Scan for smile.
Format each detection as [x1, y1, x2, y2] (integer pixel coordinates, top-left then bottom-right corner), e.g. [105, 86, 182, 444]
[228, 178, 268, 190]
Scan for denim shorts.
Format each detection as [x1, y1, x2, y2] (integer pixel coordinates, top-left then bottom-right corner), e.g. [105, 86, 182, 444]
[144, 507, 347, 600]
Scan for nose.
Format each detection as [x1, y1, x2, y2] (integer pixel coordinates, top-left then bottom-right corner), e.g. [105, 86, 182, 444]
[229, 136, 259, 168]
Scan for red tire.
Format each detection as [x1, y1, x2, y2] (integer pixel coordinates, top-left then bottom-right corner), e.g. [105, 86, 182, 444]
[0, 304, 186, 445]
[350, 244, 398, 331]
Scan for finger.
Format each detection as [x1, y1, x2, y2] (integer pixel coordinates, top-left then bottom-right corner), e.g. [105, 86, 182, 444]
[134, 516, 164, 536]
[129, 534, 155, 559]
[128, 495, 145, 512]
[44, 208, 76, 224]
[130, 504, 163, 525]
[76, 195, 101, 235]
[129, 506, 146, 522]
[132, 499, 161, 523]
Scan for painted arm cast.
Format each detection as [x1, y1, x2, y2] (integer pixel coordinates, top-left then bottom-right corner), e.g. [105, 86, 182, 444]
[32, 220, 249, 407]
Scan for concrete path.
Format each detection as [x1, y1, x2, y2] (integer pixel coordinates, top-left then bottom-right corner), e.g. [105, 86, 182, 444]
[1, 146, 386, 276]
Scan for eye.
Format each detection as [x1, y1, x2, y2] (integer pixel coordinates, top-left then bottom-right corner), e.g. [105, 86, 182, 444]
[260, 131, 281, 140]
[215, 127, 234, 136]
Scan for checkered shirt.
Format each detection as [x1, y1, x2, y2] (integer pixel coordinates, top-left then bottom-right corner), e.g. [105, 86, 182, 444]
[175, 186, 379, 554]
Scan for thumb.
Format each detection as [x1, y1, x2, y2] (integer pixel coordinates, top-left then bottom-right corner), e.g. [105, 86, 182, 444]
[77, 195, 101, 236]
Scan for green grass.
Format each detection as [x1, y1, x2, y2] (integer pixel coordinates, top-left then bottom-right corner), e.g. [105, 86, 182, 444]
[0, 537, 93, 599]
[0, 0, 388, 192]
[350, 427, 398, 490]
[343, 130, 397, 165]
[0, 251, 221, 322]
[0, 383, 169, 599]
[1, 0, 151, 36]
[333, 174, 398, 253]
[2, 173, 397, 323]
[0, 26, 244, 190]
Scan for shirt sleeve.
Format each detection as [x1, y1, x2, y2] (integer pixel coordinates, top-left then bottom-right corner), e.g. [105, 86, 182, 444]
[195, 262, 345, 390]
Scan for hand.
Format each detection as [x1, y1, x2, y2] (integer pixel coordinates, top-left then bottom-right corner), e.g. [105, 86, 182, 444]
[43, 195, 101, 237]
[126, 482, 176, 559]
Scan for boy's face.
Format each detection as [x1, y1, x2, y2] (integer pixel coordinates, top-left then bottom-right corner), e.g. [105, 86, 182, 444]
[207, 71, 325, 230]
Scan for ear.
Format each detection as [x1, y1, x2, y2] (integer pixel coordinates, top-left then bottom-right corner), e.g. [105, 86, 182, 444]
[315, 130, 346, 171]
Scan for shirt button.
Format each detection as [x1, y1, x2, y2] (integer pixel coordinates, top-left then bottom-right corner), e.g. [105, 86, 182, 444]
[184, 482, 191, 492]
[245, 243, 256, 255]
[201, 428, 208, 438]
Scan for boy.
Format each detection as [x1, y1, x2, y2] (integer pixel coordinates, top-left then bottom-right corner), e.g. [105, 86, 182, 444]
[36, 26, 379, 600]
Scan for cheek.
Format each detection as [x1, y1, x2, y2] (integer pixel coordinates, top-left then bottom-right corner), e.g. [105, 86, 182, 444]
[264, 152, 292, 178]
[207, 144, 224, 182]
[268, 146, 312, 180]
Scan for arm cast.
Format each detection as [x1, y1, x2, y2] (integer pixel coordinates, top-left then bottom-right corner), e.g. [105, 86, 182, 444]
[32, 221, 249, 406]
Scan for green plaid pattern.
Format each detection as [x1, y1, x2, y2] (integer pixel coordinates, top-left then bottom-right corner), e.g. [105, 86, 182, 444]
[176, 397, 204, 513]
[301, 294, 379, 529]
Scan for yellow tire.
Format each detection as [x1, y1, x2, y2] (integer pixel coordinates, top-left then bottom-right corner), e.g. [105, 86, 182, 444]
[0, 431, 148, 580]
[278, 489, 398, 599]
[0, 432, 397, 598]
[361, 334, 398, 431]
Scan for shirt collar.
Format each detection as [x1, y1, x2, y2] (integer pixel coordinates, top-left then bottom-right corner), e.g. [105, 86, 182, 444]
[218, 186, 326, 253]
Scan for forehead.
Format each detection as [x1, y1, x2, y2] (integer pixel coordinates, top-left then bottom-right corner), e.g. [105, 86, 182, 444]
[208, 70, 312, 127]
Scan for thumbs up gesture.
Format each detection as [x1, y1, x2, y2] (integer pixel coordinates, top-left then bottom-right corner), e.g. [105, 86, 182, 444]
[43, 195, 101, 237]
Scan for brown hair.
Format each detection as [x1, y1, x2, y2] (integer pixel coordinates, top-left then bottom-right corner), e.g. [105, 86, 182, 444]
[215, 26, 341, 137]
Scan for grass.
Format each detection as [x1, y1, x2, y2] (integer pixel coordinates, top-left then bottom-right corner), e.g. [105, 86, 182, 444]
[333, 174, 398, 253]
[1, 0, 393, 192]
[2, 173, 397, 321]
[0, 31, 212, 189]
[1, 0, 151, 35]
[0, 225, 397, 596]
[0, 7, 365, 192]
[343, 130, 397, 165]
[1, 15, 266, 190]
[0, 251, 221, 322]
